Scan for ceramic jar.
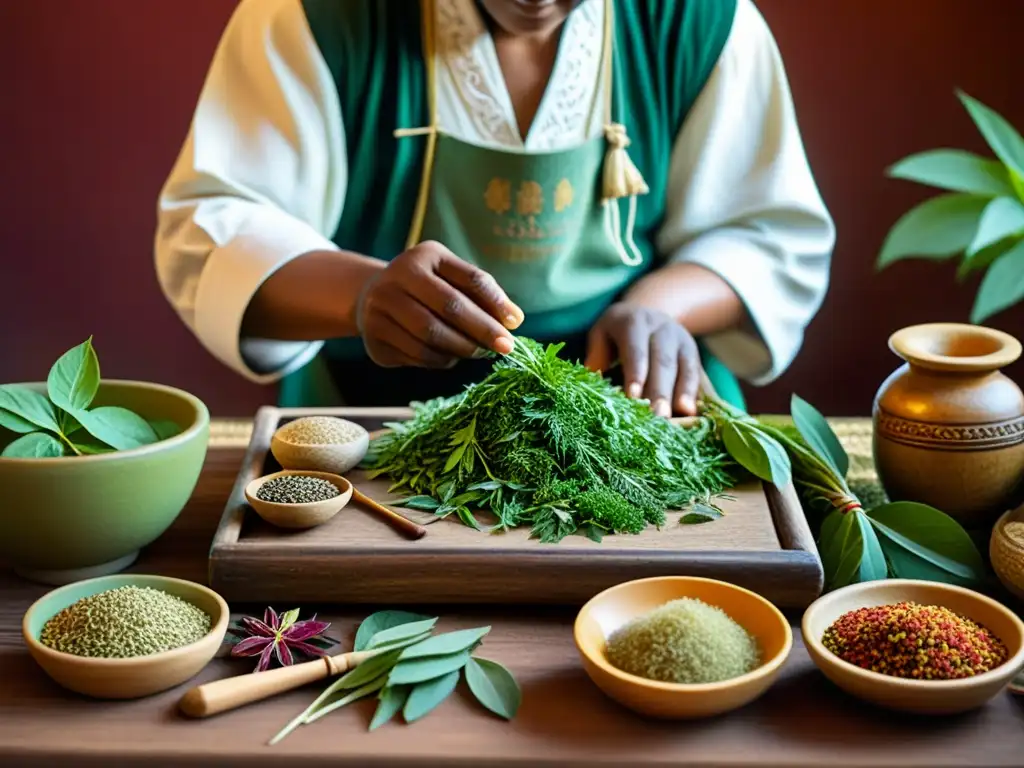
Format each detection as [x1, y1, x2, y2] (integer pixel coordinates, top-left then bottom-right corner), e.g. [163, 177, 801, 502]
[872, 323, 1024, 529]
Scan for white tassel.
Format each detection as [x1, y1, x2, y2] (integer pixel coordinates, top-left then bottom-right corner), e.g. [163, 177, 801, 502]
[602, 123, 649, 202]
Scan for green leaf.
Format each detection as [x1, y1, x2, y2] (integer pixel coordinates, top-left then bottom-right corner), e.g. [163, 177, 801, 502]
[0, 408, 38, 434]
[958, 90, 1024, 179]
[74, 406, 159, 451]
[970, 239, 1024, 323]
[957, 236, 1018, 281]
[465, 657, 521, 720]
[389, 650, 472, 685]
[721, 421, 791, 488]
[392, 495, 441, 511]
[790, 394, 849, 478]
[820, 510, 864, 590]
[877, 193, 988, 268]
[966, 197, 1024, 255]
[855, 511, 888, 583]
[46, 337, 100, 413]
[444, 442, 468, 473]
[335, 650, 402, 690]
[148, 419, 182, 440]
[400, 627, 491, 661]
[355, 610, 432, 652]
[367, 618, 439, 650]
[0, 386, 61, 434]
[1, 432, 65, 459]
[402, 670, 461, 723]
[887, 149, 1015, 197]
[681, 504, 723, 525]
[369, 685, 411, 731]
[1012, 170, 1024, 203]
[866, 501, 986, 584]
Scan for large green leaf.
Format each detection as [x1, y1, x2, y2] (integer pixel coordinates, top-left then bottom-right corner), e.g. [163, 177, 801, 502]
[465, 657, 521, 720]
[369, 685, 411, 731]
[0, 386, 61, 434]
[970, 239, 1024, 323]
[389, 650, 472, 685]
[966, 197, 1024, 256]
[820, 510, 863, 590]
[403, 670, 461, 723]
[1, 432, 66, 459]
[958, 91, 1024, 179]
[399, 627, 491, 661]
[46, 337, 100, 414]
[74, 407, 159, 451]
[855, 511, 888, 583]
[721, 421, 791, 488]
[0, 408, 38, 435]
[877, 193, 988, 268]
[887, 149, 1014, 197]
[790, 394, 848, 478]
[956, 236, 1018, 281]
[866, 502, 986, 584]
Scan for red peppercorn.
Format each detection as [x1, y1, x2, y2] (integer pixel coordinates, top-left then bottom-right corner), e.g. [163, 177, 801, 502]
[821, 602, 1008, 681]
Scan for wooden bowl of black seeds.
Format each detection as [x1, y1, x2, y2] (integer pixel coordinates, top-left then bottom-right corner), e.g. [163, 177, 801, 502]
[244, 470, 353, 529]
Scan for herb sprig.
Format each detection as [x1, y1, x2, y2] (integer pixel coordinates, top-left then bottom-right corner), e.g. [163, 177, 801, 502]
[364, 338, 735, 542]
[270, 610, 520, 744]
[0, 337, 180, 458]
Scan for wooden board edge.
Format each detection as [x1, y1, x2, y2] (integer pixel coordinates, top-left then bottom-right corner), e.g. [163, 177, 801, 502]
[765, 480, 824, 599]
[207, 406, 280, 568]
[208, 549, 824, 608]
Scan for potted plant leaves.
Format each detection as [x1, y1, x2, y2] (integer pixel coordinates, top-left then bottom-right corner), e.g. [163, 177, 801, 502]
[876, 90, 1024, 323]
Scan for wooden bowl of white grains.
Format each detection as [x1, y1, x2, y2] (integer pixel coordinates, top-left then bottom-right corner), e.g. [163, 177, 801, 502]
[270, 416, 370, 476]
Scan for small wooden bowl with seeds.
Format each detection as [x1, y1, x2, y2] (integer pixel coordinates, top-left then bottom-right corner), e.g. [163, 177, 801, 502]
[22, 573, 229, 700]
[245, 470, 354, 529]
[270, 416, 369, 475]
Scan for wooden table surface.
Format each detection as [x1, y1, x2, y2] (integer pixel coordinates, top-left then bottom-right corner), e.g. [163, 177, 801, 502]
[1, 442, 1023, 768]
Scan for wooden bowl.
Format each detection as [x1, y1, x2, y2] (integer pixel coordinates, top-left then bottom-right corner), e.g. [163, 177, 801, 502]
[574, 576, 792, 719]
[245, 470, 353, 529]
[22, 574, 229, 699]
[990, 505, 1024, 601]
[270, 417, 369, 475]
[802, 579, 1024, 714]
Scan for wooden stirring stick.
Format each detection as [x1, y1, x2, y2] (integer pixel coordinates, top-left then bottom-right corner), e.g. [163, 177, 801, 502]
[351, 487, 427, 539]
[179, 649, 378, 718]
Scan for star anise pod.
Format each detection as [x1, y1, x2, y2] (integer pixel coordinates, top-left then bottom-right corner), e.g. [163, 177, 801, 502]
[226, 607, 339, 673]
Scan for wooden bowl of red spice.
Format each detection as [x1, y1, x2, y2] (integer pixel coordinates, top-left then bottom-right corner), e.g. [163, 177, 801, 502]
[802, 579, 1024, 714]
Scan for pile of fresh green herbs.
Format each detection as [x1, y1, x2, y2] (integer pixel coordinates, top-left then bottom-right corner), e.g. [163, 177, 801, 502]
[366, 336, 986, 592]
[271, 610, 520, 744]
[365, 338, 735, 543]
[0, 337, 180, 458]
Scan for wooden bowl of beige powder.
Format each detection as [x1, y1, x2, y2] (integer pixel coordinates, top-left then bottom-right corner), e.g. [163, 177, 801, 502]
[270, 416, 370, 476]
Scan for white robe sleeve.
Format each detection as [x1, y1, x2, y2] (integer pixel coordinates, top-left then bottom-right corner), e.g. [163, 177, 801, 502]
[154, 0, 347, 383]
[655, 0, 835, 385]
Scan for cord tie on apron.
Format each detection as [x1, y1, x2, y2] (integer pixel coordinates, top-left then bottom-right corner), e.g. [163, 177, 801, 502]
[601, 123, 648, 202]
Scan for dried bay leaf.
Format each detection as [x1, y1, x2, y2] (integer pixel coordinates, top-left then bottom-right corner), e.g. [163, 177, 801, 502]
[403, 670, 461, 723]
[465, 657, 521, 720]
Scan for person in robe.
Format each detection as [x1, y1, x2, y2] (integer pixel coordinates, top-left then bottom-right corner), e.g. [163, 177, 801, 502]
[155, 0, 834, 416]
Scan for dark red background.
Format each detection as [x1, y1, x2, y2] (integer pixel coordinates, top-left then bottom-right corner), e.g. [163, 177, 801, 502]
[2, 0, 1022, 417]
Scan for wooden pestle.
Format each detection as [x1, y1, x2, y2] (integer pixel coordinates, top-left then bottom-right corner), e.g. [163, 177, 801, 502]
[178, 649, 378, 718]
[351, 487, 427, 539]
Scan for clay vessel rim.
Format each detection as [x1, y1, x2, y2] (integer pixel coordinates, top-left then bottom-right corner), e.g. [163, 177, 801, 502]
[889, 323, 1022, 372]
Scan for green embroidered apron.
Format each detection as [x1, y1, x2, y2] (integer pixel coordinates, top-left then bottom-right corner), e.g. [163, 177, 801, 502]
[280, 0, 745, 411]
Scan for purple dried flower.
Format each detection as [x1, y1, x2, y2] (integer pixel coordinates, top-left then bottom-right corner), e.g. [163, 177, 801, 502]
[227, 607, 338, 672]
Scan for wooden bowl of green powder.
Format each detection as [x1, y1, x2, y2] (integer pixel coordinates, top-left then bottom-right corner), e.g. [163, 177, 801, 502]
[574, 576, 792, 719]
[22, 574, 229, 699]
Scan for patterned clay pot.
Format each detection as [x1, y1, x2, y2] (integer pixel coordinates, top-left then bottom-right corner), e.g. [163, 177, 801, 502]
[873, 323, 1024, 529]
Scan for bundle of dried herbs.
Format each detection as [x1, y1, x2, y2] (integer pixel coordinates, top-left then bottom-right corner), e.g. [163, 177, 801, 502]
[364, 338, 734, 542]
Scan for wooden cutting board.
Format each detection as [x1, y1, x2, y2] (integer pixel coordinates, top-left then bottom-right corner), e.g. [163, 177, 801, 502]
[208, 407, 825, 608]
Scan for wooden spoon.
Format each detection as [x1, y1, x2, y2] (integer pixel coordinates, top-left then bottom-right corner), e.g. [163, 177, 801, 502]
[351, 487, 427, 540]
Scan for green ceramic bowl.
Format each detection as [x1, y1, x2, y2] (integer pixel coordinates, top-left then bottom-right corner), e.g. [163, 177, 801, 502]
[0, 381, 209, 584]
